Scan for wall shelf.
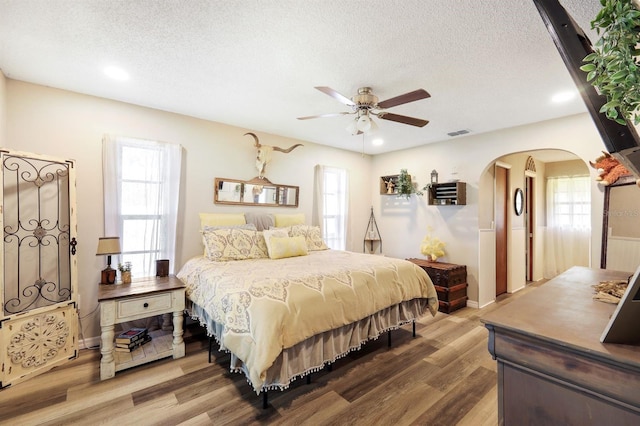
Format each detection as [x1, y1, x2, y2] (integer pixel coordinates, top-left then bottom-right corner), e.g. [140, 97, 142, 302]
[428, 182, 466, 205]
[363, 207, 382, 254]
[380, 175, 399, 195]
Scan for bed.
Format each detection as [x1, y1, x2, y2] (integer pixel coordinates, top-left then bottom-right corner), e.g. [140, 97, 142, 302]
[176, 213, 438, 404]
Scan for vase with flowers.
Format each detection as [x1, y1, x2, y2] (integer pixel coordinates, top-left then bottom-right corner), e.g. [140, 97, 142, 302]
[420, 227, 446, 261]
[118, 261, 132, 284]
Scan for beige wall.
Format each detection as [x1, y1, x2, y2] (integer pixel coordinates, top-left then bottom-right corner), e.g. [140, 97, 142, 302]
[4, 79, 372, 340]
[0, 70, 6, 145]
[3, 77, 615, 338]
[546, 159, 590, 177]
[371, 113, 607, 307]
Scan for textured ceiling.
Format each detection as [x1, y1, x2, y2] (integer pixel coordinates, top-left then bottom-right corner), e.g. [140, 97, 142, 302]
[0, 0, 603, 155]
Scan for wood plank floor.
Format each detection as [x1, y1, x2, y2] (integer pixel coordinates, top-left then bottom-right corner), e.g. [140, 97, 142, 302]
[0, 281, 546, 425]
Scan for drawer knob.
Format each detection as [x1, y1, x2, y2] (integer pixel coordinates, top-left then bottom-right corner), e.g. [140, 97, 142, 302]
[143, 302, 149, 308]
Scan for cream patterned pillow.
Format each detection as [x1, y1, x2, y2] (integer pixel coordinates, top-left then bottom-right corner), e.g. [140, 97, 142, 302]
[288, 224, 329, 251]
[263, 228, 289, 257]
[202, 228, 268, 261]
[267, 236, 308, 259]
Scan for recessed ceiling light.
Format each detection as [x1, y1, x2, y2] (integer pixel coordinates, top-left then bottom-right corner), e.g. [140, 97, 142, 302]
[371, 138, 384, 146]
[551, 91, 576, 103]
[104, 66, 129, 81]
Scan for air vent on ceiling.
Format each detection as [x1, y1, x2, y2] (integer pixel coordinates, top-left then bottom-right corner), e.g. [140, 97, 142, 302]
[447, 129, 470, 137]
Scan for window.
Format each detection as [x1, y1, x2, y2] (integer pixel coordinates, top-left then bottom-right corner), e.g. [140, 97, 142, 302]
[544, 175, 591, 278]
[103, 136, 181, 278]
[546, 176, 591, 229]
[314, 165, 349, 250]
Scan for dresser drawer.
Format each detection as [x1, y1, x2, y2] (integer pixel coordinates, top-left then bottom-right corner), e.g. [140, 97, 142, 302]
[117, 292, 173, 319]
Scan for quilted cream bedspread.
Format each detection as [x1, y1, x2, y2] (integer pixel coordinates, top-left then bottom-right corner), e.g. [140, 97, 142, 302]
[177, 250, 437, 390]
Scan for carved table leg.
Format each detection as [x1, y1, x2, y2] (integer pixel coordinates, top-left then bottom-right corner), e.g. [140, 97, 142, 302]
[172, 310, 185, 359]
[100, 324, 116, 380]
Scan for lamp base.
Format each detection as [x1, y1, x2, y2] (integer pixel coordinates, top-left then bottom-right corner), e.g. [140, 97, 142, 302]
[100, 266, 117, 285]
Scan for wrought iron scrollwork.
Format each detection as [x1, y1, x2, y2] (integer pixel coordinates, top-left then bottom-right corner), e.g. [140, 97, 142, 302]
[3, 154, 73, 315]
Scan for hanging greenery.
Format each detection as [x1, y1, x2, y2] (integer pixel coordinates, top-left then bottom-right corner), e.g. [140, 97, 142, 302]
[396, 169, 423, 199]
[581, 0, 640, 125]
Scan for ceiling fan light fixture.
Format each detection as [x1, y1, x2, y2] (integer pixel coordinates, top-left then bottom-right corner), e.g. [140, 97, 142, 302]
[356, 115, 372, 132]
[346, 119, 359, 135]
[366, 117, 378, 135]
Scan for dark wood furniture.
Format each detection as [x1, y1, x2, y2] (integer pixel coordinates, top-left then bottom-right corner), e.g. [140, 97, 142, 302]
[481, 267, 640, 424]
[427, 182, 466, 205]
[98, 275, 186, 380]
[407, 258, 467, 313]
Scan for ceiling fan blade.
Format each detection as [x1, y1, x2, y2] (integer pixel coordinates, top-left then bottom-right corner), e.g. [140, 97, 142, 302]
[314, 86, 356, 106]
[377, 89, 431, 109]
[378, 112, 429, 127]
[297, 112, 352, 120]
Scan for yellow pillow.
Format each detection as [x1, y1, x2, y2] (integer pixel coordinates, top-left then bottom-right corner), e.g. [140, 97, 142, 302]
[199, 213, 246, 229]
[263, 228, 289, 257]
[267, 236, 308, 259]
[274, 213, 305, 228]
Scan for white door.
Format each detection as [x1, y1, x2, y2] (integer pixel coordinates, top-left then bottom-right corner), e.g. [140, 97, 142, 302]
[0, 149, 78, 389]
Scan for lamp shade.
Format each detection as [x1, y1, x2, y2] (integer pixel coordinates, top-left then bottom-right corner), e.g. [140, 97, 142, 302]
[356, 115, 372, 132]
[96, 237, 121, 255]
[346, 119, 359, 135]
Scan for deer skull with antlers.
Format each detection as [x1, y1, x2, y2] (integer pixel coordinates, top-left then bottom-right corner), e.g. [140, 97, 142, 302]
[244, 132, 303, 179]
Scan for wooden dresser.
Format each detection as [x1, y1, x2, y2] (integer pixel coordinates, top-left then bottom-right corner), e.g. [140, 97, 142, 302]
[407, 258, 467, 313]
[481, 267, 640, 424]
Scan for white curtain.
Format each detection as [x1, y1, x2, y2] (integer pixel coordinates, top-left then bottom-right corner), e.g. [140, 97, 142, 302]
[313, 165, 349, 250]
[544, 176, 591, 278]
[103, 135, 182, 277]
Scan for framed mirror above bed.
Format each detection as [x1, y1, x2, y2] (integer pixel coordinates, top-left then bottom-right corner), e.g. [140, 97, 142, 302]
[214, 177, 299, 207]
[601, 175, 640, 271]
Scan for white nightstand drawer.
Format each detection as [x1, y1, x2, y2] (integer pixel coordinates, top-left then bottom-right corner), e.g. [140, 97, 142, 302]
[117, 292, 173, 319]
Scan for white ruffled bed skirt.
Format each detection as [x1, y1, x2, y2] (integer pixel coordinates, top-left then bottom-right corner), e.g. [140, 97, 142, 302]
[188, 298, 431, 393]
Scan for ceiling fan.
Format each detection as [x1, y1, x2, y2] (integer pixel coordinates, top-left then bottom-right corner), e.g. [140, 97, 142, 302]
[297, 86, 431, 135]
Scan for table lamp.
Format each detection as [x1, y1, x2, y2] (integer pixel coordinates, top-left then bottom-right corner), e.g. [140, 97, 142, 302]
[96, 236, 121, 284]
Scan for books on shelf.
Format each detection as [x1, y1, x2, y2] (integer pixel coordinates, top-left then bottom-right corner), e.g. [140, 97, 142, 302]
[115, 327, 147, 345]
[115, 334, 152, 352]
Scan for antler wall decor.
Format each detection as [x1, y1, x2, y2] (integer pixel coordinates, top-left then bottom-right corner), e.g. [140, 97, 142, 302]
[244, 132, 303, 179]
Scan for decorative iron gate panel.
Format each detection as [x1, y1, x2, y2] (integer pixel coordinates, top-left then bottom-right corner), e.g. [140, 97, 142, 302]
[0, 149, 78, 389]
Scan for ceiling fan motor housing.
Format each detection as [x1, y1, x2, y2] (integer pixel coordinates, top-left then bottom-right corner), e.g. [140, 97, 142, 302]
[352, 87, 379, 109]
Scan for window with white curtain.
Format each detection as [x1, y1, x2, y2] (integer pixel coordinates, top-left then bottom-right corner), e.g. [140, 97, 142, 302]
[547, 176, 591, 228]
[544, 175, 591, 278]
[314, 165, 348, 250]
[103, 136, 182, 278]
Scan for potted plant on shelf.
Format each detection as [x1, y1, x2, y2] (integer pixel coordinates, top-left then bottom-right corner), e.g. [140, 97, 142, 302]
[396, 169, 424, 199]
[581, 0, 640, 125]
[118, 261, 132, 284]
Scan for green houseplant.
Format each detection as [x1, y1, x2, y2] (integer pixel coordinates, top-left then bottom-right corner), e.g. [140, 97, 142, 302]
[396, 169, 423, 199]
[581, 0, 640, 125]
[118, 261, 132, 284]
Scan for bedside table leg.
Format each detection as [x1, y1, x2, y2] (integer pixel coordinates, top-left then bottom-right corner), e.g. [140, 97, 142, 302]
[100, 324, 116, 380]
[172, 310, 185, 359]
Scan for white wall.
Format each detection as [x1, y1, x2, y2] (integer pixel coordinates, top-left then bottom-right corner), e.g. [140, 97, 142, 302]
[3, 78, 614, 339]
[371, 113, 607, 307]
[4, 79, 372, 340]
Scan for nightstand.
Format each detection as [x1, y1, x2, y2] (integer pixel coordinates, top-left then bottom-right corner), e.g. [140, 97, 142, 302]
[98, 275, 186, 380]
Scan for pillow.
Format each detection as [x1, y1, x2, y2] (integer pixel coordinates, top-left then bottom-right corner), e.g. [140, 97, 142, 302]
[267, 235, 308, 259]
[199, 213, 246, 229]
[201, 223, 257, 255]
[263, 228, 289, 257]
[202, 228, 268, 261]
[288, 224, 329, 251]
[274, 213, 306, 228]
[244, 212, 275, 231]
